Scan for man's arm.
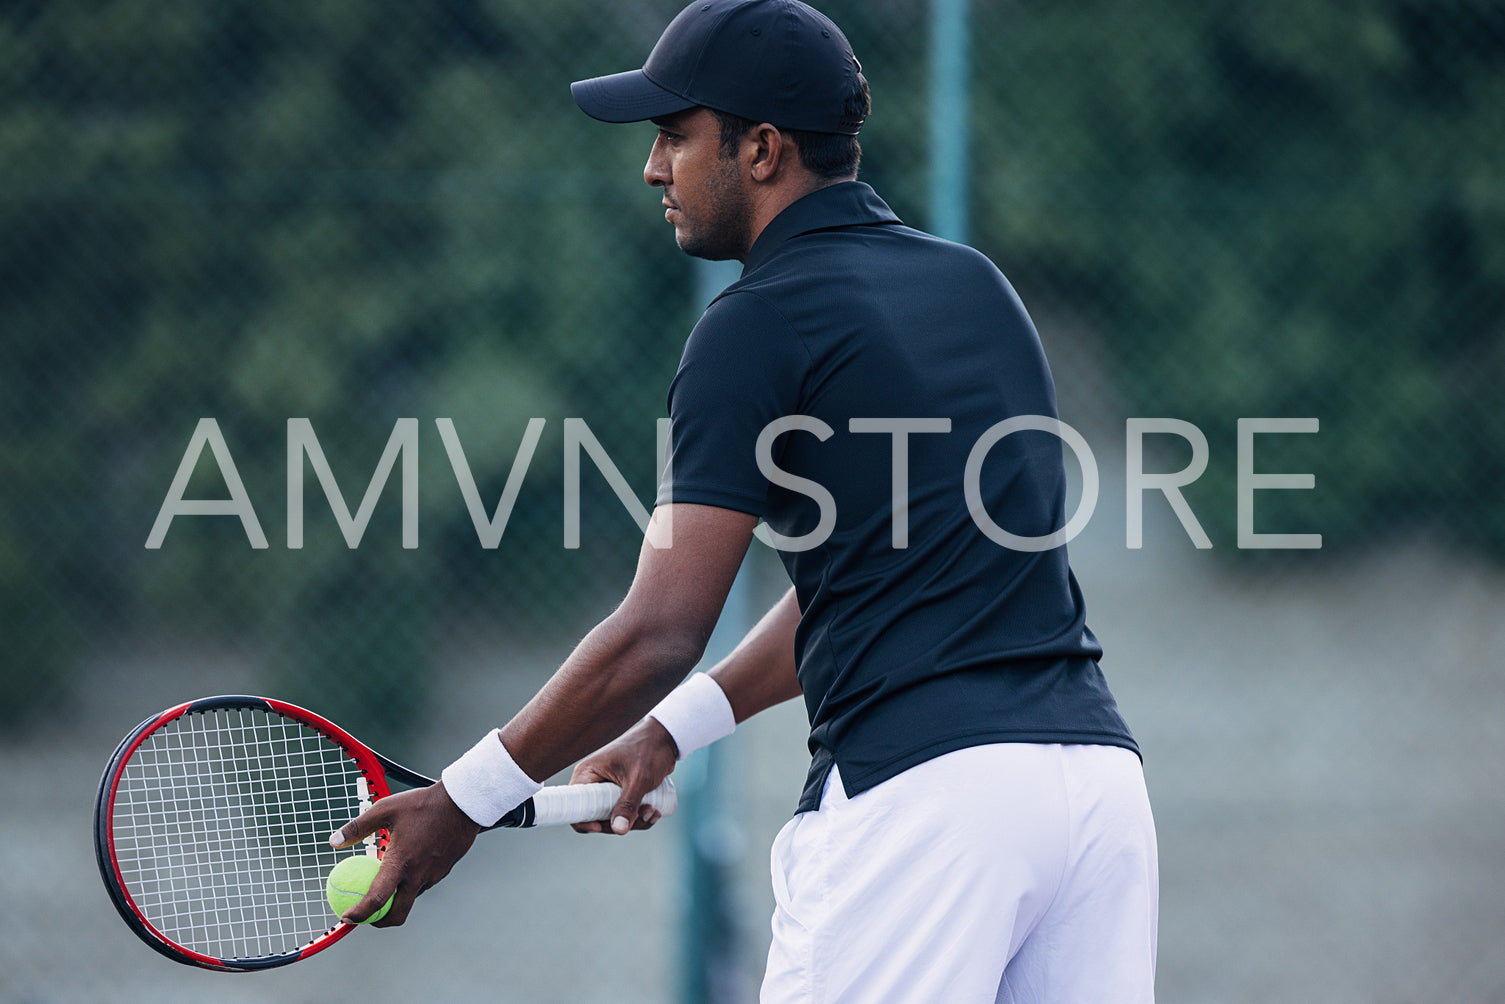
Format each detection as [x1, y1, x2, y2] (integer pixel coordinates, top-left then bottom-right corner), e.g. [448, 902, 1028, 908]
[331, 503, 758, 925]
[570, 585, 804, 834]
[500, 503, 759, 778]
[708, 585, 803, 721]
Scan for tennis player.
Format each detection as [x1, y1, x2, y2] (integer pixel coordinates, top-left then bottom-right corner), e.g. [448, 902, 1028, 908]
[334, 2, 1157, 1000]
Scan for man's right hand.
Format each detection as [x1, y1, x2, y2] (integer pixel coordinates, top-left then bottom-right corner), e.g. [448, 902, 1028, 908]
[569, 717, 680, 835]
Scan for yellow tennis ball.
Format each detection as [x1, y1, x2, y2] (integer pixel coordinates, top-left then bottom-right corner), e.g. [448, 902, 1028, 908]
[326, 854, 393, 924]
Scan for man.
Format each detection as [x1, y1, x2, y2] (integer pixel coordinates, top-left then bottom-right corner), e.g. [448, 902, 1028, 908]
[333, 2, 1158, 1000]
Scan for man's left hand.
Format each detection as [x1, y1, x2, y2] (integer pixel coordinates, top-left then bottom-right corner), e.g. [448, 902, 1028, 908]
[329, 780, 483, 926]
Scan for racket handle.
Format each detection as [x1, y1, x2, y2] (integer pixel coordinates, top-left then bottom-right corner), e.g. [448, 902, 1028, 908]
[527, 778, 678, 828]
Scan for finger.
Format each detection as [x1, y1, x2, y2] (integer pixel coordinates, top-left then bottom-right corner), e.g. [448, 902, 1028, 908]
[329, 799, 393, 850]
[609, 792, 642, 835]
[341, 858, 403, 925]
[610, 793, 642, 835]
[371, 873, 441, 928]
[568, 763, 629, 832]
[370, 885, 418, 928]
[568, 763, 610, 786]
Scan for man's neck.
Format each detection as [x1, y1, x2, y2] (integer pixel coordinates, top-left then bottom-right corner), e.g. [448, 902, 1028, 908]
[740, 175, 852, 261]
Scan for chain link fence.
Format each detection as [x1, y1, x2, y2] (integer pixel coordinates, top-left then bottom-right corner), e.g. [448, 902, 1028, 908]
[3, 1, 1503, 1001]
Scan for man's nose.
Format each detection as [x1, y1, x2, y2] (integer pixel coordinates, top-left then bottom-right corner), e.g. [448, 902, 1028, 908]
[644, 138, 670, 187]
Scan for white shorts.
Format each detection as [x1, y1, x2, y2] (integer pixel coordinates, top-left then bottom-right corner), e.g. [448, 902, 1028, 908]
[761, 743, 1158, 1004]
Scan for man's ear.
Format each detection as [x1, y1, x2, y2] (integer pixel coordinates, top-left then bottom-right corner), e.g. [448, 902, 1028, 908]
[747, 123, 787, 182]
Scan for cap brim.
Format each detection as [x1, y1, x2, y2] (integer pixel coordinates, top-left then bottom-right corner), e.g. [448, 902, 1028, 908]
[570, 68, 697, 124]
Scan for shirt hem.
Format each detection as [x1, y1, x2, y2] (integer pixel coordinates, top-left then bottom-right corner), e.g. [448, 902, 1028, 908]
[797, 729, 1141, 814]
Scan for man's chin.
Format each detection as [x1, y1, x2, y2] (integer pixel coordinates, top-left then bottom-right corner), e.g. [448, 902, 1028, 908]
[676, 233, 738, 262]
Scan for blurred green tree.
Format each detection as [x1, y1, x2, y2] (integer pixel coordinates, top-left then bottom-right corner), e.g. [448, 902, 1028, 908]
[968, 1, 1504, 553]
[1, 0, 1499, 727]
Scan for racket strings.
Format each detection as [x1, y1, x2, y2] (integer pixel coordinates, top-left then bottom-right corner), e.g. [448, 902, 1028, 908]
[109, 707, 367, 962]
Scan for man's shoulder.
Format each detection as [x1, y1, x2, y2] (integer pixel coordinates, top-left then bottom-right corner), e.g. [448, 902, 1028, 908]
[680, 286, 804, 365]
[737, 221, 1010, 305]
[699, 284, 795, 329]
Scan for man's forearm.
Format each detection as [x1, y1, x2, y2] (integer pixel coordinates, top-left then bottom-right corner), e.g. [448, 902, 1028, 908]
[496, 504, 759, 784]
[707, 586, 803, 723]
[500, 608, 703, 782]
[507, 584, 800, 779]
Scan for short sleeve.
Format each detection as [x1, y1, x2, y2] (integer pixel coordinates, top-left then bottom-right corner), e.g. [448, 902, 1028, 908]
[656, 290, 809, 514]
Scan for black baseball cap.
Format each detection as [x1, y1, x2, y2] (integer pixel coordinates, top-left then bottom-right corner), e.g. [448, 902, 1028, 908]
[571, 0, 865, 135]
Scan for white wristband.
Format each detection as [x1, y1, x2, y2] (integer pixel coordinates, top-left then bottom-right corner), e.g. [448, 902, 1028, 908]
[440, 729, 542, 827]
[648, 673, 736, 760]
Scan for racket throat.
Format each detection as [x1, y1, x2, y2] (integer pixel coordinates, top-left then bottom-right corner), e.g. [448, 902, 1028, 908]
[355, 776, 379, 857]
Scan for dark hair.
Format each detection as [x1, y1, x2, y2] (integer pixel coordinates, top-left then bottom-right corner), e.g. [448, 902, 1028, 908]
[712, 73, 870, 180]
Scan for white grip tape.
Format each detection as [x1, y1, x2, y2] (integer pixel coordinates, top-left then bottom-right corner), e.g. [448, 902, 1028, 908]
[530, 778, 678, 828]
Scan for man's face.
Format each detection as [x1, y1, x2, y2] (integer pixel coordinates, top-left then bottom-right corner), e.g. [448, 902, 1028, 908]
[645, 108, 754, 262]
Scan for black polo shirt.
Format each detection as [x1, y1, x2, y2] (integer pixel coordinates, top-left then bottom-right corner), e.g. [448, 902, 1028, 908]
[658, 181, 1137, 812]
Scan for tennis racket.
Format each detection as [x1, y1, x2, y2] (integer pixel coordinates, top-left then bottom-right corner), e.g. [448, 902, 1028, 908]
[93, 694, 677, 972]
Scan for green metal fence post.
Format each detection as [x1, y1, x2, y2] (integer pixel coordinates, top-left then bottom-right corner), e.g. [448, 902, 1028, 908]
[929, 0, 972, 244]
